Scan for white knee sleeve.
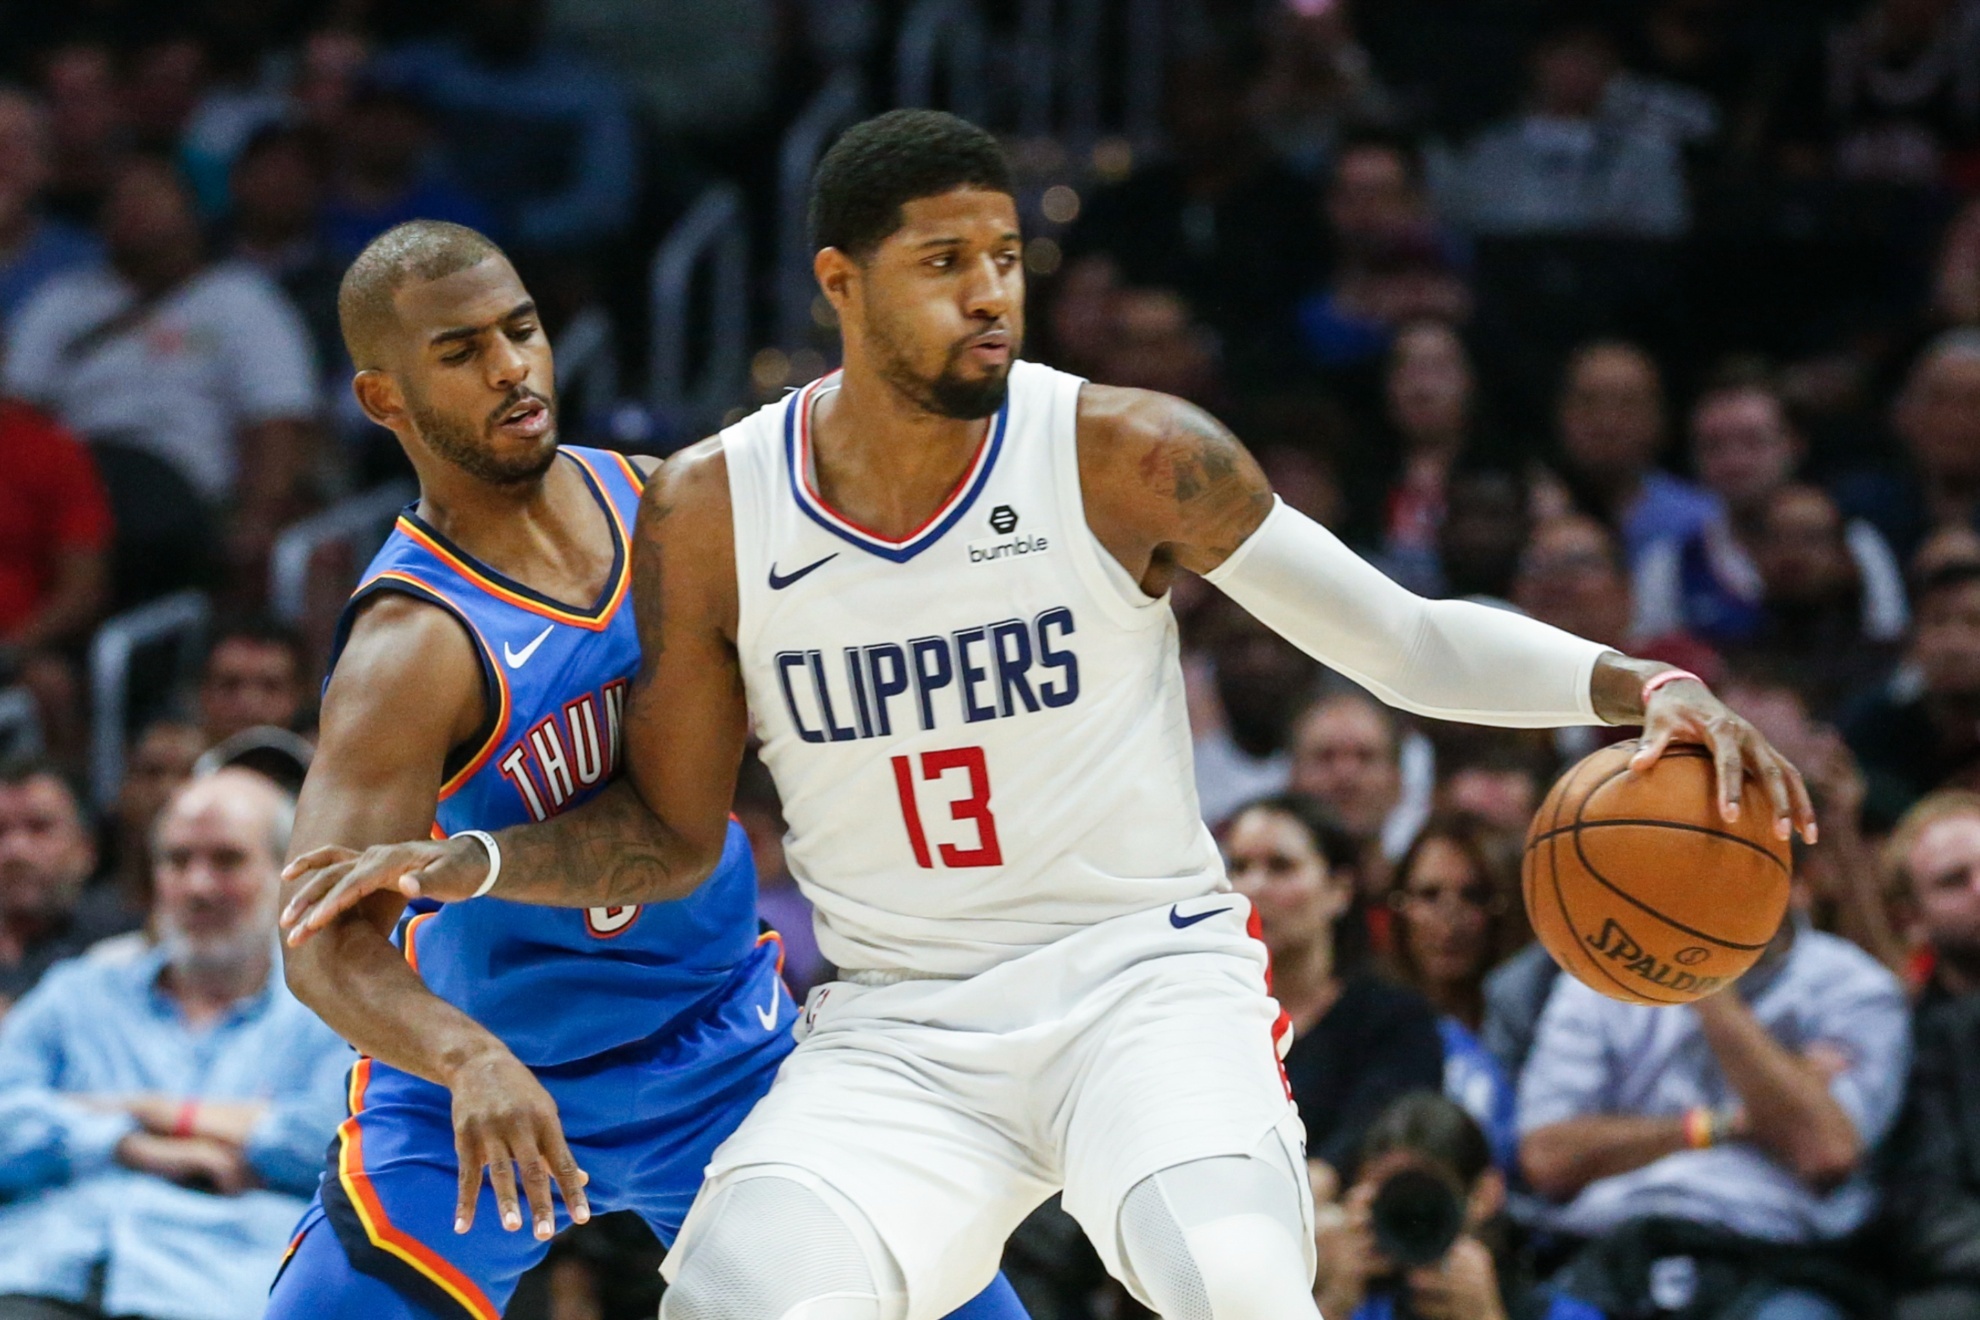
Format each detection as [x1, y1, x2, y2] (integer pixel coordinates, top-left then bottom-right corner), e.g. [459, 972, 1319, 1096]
[661, 1175, 903, 1320]
[1116, 1135, 1321, 1320]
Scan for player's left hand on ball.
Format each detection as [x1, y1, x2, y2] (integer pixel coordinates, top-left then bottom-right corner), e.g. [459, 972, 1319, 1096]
[1631, 676, 1816, 845]
[280, 836, 491, 945]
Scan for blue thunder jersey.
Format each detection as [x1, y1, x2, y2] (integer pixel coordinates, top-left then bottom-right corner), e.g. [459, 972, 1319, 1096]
[325, 446, 762, 1068]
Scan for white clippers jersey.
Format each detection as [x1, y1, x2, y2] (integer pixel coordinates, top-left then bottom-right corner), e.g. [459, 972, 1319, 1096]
[724, 361, 1225, 976]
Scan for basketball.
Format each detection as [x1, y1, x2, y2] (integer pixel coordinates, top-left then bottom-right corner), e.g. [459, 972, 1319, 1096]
[1522, 740, 1793, 1006]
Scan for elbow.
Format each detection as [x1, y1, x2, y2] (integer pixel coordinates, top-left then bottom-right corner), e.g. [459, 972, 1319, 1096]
[1519, 1129, 1584, 1202]
[1787, 1130, 1862, 1191]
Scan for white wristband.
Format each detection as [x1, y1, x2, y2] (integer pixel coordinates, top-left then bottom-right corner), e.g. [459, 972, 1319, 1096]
[456, 830, 502, 899]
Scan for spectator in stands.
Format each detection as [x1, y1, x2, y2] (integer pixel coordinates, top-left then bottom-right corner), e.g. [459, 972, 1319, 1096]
[1246, 0, 1395, 179]
[1063, 44, 1327, 382]
[376, 0, 638, 255]
[36, 43, 126, 228]
[1432, 730, 1555, 836]
[1554, 342, 1720, 567]
[1289, 689, 1431, 883]
[227, 124, 343, 386]
[0, 759, 131, 1013]
[1731, 484, 1906, 716]
[1437, 460, 1533, 602]
[320, 80, 494, 264]
[0, 401, 110, 656]
[1512, 513, 1723, 681]
[1387, 815, 1531, 1170]
[1797, 0, 1980, 185]
[1296, 136, 1471, 372]
[1845, 560, 1980, 821]
[0, 86, 98, 329]
[1840, 331, 1980, 565]
[1314, 1094, 1584, 1320]
[1191, 600, 1320, 827]
[1444, 22, 1691, 240]
[1636, 378, 1909, 662]
[198, 620, 307, 748]
[1224, 793, 1443, 1201]
[0, 769, 348, 1320]
[1881, 792, 1980, 1319]
[1369, 321, 1483, 595]
[3, 156, 319, 604]
[1520, 865, 1910, 1320]
[104, 719, 206, 928]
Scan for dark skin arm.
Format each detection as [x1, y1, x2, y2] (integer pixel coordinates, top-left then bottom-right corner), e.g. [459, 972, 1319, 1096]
[280, 592, 589, 1239]
[281, 386, 1811, 927]
[280, 441, 746, 923]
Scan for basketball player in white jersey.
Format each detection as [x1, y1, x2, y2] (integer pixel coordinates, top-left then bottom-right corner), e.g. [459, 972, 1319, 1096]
[284, 111, 1816, 1320]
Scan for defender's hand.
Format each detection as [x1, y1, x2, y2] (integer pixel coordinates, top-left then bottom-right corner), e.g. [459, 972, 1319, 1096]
[280, 837, 491, 946]
[1631, 677, 1816, 845]
[448, 1046, 590, 1240]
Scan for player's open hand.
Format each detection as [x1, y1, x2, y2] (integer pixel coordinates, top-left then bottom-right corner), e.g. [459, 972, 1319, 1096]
[1631, 676, 1816, 845]
[448, 1044, 590, 1240]
[280, 836, 492, 945]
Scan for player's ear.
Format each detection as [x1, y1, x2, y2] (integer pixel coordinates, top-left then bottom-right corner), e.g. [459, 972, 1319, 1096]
[815, 246, 860, 312]
[351, 368, 405, 429]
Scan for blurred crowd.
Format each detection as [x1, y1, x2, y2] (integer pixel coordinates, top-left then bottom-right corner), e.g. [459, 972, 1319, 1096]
[8, 0, 1980, 1318]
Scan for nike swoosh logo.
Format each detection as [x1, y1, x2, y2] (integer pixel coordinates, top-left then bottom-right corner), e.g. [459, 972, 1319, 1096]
[755, 995, 780, 1031]
[1169, 904, 1233, 930]
[768, 553, 838, 590]
[503, 624, 555, 669]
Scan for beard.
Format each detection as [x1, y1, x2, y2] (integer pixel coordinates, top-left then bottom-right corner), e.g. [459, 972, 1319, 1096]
[409, 388, 560, 486]
[158, 914, 272, 981]
[869, 309, 1013, 421]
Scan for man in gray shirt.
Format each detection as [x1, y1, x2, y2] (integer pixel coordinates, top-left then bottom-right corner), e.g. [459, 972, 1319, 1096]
[1517, 883, 1910, 1320]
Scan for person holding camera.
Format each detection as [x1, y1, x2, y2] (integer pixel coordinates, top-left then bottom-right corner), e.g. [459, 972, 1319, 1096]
[1313, 1092, 1600, 1320]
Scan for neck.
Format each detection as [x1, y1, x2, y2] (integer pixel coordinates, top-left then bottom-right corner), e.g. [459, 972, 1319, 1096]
[811, 364, 994, 538]
[164, 945, 270, 1023]
[1425, 976, 1482, 1029]
[1935, 946, 1980, 997]
[1273, 935, 1339, 1027]
[414, 454, 563, 557]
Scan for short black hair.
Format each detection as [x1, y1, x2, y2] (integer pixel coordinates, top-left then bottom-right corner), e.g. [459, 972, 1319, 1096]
[203, 616, 306, 674]
[1225, 791, 1373, 977]
[339, 219, 505, 370]
[0, 754, 92, 831]
[1356, 1092, 1493, 1189]
[810, 109, 1012, 259]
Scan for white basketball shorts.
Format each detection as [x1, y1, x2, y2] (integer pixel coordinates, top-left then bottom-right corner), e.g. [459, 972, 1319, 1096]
[661, 895, 1311, 1319]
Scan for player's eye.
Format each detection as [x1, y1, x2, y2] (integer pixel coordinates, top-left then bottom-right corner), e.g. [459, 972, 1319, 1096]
[508, 323, 538, 341]
[442, 347, 473, 365]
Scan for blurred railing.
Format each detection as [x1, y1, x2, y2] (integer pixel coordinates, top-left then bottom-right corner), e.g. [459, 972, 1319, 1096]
[1017, 0, 1164, 149]
[650, 182, 751, 435]
[0, 686, 41, 760]
[269, 481, 418, 625]
[89, 590, 209, 809]
[778, 70, 864, 350]
[896, 0, 988, 123]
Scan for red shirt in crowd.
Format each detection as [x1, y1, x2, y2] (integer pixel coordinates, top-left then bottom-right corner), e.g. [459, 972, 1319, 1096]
[0, 400, 111, 638]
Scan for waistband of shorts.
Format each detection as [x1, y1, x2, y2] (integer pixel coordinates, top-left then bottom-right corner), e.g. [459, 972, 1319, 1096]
[839, 967, 971, 987]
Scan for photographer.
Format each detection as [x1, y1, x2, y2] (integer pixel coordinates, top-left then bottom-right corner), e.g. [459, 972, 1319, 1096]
[1313, 1092, 1599, 1320]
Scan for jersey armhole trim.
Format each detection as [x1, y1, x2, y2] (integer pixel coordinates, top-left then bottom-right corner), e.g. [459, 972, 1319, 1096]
[332, 573, 512, 799]
[1056, 375, 1170, 631]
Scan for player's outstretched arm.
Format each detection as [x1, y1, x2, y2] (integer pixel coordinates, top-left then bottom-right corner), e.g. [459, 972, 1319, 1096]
[281, 440, 747, 928]
[281, 594, 590, 1239]
[1075, 384, 1813, 843]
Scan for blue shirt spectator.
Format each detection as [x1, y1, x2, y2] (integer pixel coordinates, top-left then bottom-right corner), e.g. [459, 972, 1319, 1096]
[0, 769, 349, 1320]
[376, 0, 637, 253]
[1518, 923, 1910, 1246]
[0, 87, 100, 331]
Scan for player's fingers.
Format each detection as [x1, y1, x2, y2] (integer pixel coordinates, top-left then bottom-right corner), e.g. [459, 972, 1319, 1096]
[1630, 725, 1673, 772]
[1709, 722, 1743, 824]
[1748, 734, 1795, 841]
[486, 1144, 524, 1233]
[540, 1121, 591, 1225]
[515, 1139, 557, 1241]
[280, 845, 357, 882]
[1784, 754, 1819, 845]
[453, 1135, 482, 1234]
[279, 865, 347, 931]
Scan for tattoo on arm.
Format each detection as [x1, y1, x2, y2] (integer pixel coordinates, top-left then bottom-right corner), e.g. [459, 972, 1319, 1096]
[491, 779, 695, 906]
[1138, 403, 1274, 561]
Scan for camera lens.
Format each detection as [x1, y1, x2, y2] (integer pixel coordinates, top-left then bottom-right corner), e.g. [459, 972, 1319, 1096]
[1369, 1167, 1466, 1268]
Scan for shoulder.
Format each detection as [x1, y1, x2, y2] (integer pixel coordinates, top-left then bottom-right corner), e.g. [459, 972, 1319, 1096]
[1795, 930, 1907, 1006]
[13, 265, 116, 325]
[7, 953, 121, 1027]
[1075, 384, 1264, 508]
[644, 435, 732, 516]
[330, 589, 482, 699]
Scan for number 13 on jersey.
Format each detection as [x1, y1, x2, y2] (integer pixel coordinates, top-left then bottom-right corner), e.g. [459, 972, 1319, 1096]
[891, 746, 1003, 868]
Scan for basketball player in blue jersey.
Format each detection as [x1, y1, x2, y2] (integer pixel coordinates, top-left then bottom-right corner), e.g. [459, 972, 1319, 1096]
[264, 222, 1028, 1320]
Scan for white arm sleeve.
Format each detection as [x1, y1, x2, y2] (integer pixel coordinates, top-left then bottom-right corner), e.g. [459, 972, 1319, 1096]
[1201, 498, 1613, 728]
